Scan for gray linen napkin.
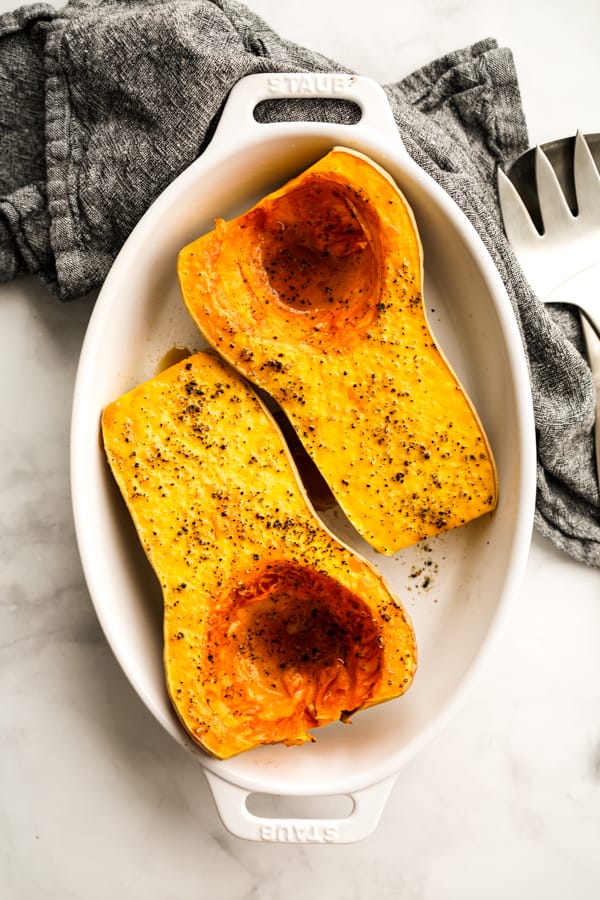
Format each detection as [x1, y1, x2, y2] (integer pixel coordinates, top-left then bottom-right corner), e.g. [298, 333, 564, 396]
[1, 0, 599, 566]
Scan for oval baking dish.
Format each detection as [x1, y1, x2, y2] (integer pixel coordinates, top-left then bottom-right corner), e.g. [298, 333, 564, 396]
[70, 73, 535, 843]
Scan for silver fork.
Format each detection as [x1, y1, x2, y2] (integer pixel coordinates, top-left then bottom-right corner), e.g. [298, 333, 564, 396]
[497, 131, 600, 487]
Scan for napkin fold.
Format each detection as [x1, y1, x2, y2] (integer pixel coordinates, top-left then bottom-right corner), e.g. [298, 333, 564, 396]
[2, 0, 599, 566]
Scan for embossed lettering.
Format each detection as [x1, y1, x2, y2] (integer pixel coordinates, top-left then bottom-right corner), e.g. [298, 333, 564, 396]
[259, 822, 339, 842]
[267, 73, 354, 95]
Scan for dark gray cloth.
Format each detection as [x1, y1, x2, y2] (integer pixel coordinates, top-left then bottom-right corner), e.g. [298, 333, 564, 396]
[1, 0, 599, 566]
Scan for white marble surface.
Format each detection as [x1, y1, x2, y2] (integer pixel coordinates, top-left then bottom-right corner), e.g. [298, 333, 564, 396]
[2, 0, 600, 896]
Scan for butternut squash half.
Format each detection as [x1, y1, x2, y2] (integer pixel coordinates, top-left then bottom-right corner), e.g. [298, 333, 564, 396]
[178, 148, 498, 554]
[101, 351, 417, 759]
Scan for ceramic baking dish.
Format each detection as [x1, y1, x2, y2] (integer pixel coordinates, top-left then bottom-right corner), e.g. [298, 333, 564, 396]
[70, 73, 536, 843]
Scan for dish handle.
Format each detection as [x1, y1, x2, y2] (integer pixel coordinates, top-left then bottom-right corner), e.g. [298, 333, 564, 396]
[204, 770, 397, 844]
[207, 71, 404, 155]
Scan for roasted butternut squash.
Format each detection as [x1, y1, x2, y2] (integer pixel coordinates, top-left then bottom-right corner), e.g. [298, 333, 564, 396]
[178, 148, 498, 554]
[101, 351, 416, 759]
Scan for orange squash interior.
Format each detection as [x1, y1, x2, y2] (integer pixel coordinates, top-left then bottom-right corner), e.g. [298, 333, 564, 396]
[101, 351, 417, 758]
[178, 148, 498, 554]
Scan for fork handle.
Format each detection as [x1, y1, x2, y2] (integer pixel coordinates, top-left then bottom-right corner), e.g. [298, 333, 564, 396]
[580, 315, 600, 492]
[545, 264, 600, 338]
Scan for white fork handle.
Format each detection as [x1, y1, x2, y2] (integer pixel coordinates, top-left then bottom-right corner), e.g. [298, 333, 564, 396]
[545, 262, 600, 336]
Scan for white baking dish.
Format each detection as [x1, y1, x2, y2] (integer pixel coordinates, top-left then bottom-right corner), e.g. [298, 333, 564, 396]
[70, 73, 536, 843]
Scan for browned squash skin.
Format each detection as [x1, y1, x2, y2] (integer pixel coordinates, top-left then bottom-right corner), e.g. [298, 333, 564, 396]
[178, 148, 498, 554]
[101, 351, 416, 759]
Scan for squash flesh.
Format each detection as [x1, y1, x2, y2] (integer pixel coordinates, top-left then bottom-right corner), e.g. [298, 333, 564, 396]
[101, 351, 417, 759]
[204, 560, 384, 744]
[178, 149, 498, 554]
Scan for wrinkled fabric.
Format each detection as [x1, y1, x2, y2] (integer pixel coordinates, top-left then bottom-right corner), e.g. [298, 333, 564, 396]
[1, 0, 599, 565]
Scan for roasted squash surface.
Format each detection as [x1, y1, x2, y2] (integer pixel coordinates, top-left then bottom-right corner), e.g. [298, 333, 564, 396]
[101, 351, 417, 759]
[178, 148, 498, 554]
